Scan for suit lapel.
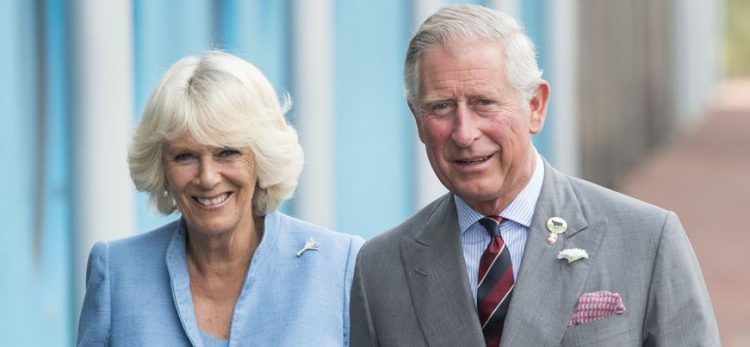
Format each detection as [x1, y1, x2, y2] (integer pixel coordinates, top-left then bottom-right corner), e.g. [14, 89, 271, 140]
[501, 161, 608, 346]
[400, 195, 485, 346]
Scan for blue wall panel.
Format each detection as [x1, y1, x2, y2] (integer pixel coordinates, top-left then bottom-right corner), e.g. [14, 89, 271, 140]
[133, 0, 214, 233]
[217, 0, 294, 214]
[334, 0, 414, 238]
[0, 1, 37, 344]
[447, 0, 486, 5]
[44, 0, 73, 342]
[521, 0, 554, 161]
[0, 0, 71, 345]
[218, 0, 291, 92]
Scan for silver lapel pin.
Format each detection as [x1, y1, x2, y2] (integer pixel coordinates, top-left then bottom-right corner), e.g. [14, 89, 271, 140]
[546, 217, 568, 234]
[296, 237, 320, 257]
[545, 217, 568, 245]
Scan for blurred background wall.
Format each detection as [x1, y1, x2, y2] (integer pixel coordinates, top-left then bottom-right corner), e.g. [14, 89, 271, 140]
[0, 0, 741, 345]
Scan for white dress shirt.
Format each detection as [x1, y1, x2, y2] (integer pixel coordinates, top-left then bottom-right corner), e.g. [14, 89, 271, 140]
[455, 151, 545, 300]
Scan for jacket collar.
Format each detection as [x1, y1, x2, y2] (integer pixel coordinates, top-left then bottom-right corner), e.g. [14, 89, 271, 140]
[401, 194, 486, 346]
[165, 219, 204, 347]
[500, 160, 607, 346]
[400, 160, 608, 346]
[164, 212, 282, 347]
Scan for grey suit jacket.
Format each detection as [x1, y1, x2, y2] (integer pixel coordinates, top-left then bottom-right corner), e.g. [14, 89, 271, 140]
[350, 160, 719, 346]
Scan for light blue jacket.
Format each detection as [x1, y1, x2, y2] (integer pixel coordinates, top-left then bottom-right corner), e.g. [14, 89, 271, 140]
[77, 211, 364, 346]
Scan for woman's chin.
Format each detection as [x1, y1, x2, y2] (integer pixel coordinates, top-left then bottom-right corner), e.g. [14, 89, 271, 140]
[185, 218, 234, 238]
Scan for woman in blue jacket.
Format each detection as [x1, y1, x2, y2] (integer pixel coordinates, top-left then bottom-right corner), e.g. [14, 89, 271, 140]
[77, 51, 363, 346]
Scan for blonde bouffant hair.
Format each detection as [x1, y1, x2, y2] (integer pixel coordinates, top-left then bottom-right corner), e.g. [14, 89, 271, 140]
[128, 51, 303, 216]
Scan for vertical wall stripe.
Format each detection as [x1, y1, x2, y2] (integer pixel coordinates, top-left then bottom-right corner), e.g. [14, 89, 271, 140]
[0, 1, 72, 345]
[412, 0, 444, 25]
[70, 0, 135, 319]
[33, 0, 48, 264]
[334, 0, 413, 238]
[218, 0, 291, 92]
[47, 0, 74, 340]
[412, 0, 449, 209]
[487, 0, 520, 18]
[39, 0, 73, 343]
[521, 0, 553, 160]
[45, 0, 73, 341]
[133, 0, 213, 233]
[0, 1, 42, 345]
[446, 0, 485, 5]
[673, 1, 721, 125]
[550, 0, 580, 176]
[292, 0, 335, 228]
[218, 0, 293, 214]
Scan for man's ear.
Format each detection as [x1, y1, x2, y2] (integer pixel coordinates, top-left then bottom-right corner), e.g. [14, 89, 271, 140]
[408, 101, 426, 143]
[528, 81, 550, 134]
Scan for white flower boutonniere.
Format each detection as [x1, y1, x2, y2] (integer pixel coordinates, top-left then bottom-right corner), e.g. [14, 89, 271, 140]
[557, 248, 589, 263]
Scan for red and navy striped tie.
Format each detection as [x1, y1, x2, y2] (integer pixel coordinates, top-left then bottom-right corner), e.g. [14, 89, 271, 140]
[477, 216, 514, 347]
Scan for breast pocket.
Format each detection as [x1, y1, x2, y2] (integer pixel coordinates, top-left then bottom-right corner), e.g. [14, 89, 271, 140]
[561, 313, 631, 347]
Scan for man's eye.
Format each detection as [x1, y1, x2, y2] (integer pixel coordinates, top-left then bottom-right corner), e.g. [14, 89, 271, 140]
[428, 102, 454, 116]
[473, 99, 500, 113]
[475, 99, 495, 107]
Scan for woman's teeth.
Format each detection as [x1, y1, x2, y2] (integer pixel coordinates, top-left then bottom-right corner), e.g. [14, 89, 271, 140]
[195, 193, 229, 206]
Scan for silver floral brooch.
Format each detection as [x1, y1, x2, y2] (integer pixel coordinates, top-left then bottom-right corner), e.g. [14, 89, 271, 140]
[296, 237, 320, 257]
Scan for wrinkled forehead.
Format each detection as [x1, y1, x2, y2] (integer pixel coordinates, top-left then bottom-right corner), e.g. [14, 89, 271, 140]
[416, 40, 507, 91]
[416, 38, 505, 77]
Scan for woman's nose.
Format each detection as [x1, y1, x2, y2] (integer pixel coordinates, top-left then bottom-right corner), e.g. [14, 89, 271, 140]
[196, 158, 221, 188]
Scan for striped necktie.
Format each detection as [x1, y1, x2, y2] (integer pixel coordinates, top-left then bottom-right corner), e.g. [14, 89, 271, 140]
[477, 216, 514, 347]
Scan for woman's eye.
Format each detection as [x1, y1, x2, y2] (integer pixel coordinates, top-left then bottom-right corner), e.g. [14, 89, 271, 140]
[217, 149, 241, 159]
[174, 153, 195, 163]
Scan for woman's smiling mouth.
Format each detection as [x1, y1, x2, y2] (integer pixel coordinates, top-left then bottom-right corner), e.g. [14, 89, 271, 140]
[193, 192, 232, 207]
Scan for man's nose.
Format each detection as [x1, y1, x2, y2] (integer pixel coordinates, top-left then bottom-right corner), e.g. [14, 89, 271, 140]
[451, 103, 480, 148]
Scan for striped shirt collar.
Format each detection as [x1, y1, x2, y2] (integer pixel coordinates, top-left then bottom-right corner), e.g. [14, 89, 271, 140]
[455, 151, 545, 233]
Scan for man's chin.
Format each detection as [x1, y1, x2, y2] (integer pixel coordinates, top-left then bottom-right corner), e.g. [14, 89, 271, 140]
[455, 190, 499, 205]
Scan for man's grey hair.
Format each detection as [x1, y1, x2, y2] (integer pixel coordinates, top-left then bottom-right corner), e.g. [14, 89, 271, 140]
[404, 4, 543, 105]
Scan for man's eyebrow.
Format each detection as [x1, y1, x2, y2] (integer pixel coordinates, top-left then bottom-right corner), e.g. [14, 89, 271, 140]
[420, 96, 453, 104]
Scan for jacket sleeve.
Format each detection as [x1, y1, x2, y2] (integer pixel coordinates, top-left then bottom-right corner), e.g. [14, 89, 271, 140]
[77, 242, 111, 346]
[643, 212, 720, 346]
[343, 236, 365, 347]
[349, 247, 379, 347]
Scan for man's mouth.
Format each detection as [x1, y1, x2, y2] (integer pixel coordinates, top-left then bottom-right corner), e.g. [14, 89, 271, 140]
[456, 155, 492, 165]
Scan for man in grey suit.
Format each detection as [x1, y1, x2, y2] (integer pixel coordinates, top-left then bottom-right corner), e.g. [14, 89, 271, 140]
[350, 4, 719, 346]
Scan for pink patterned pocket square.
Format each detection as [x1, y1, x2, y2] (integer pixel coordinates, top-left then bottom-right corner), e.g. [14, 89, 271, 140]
[568, 290, 626, 327]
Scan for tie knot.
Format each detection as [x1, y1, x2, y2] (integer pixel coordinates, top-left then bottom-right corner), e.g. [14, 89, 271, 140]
[479, 216, 503, 236]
